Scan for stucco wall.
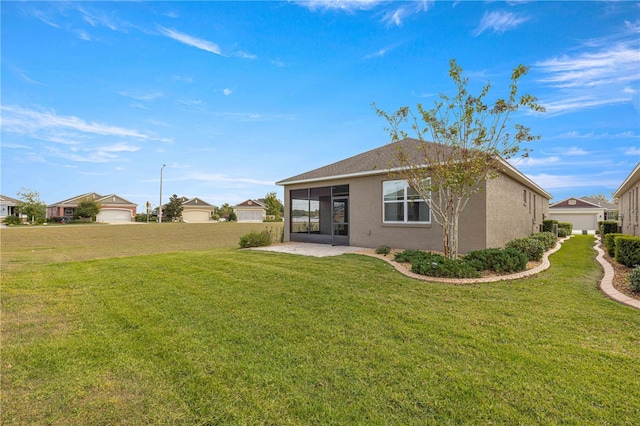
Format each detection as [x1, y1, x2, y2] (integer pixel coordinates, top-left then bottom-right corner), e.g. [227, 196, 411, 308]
[618, 182, 639, 236]
[283, 173, 490, 253]
[485, 172, 550, 247]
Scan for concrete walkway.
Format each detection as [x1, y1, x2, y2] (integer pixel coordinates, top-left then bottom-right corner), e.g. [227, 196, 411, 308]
[251, 242, 366, 257]
[593, 241, 640, 310]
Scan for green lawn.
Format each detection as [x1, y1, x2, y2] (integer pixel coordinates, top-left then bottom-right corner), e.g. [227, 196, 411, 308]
[1, 226, 639, 424]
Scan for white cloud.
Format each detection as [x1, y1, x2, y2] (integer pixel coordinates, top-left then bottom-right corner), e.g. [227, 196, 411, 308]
[295, 1, 383, 12]
[513, 156, 561, 167]
[474, 11, 528, 36]
[539, 95, 631, 117]
[118, 91, 164, 102]
[565, 147, 589, 156]
[76, 30, 91, 41]
[536, 36, 640, 115]
[158, 26, 225, 56]
[625, 146, 640, 156]
[187, 172, 275, 186]
[223, 88, 232, 96]
[236, 50, 257, 60]
[0, 105, 172, 143]
[296, 0, 432, 26]
[527, 173, 621, 189]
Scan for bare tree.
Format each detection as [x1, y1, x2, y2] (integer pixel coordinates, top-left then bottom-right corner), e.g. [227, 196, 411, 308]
[375, 59, 545, 259]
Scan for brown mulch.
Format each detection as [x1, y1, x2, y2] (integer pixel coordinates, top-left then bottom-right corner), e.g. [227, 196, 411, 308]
[601, 246, 639, 301]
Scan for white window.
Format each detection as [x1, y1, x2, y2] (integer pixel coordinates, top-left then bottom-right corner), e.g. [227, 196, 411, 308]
[383, 180, 430, 223]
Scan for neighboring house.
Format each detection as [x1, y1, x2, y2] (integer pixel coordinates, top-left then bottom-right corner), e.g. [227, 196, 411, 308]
[0, 194, 20, 219]
[549, 196, 615, 233]
[580, 196, 618, 221]
[47, 192, 137, 222]
[181, 197, 216, 223]
[613, 162, 640, 236]
[234, 199, 266, 223]
[276, 138, 551, 253]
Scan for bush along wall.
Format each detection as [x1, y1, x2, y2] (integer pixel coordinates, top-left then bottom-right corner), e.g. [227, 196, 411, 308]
[614, 236, 640, 268]
[542, 219, 557, 233]
[600, 221, 619, 238]
[603, 233, 624, 257]
[558, 222, 573, 235]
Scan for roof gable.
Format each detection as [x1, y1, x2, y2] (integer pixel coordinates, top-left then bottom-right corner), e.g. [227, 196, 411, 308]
[235, 199, 265, 208]
[182, 197, 214, 207]
[0, 194, 20, 204]
[550, 197, 602, 209]
[49, 192, 103, 206]
[96, 194, 137, 206]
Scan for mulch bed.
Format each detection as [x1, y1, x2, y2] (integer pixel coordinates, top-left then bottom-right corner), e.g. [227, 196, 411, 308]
[601, 245, 638, 301]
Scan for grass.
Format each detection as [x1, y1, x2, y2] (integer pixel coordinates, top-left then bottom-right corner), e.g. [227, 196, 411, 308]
[1, 227, 639, 424]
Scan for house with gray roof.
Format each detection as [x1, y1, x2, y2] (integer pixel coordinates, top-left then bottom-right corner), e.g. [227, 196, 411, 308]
[0, 194, 20, 220]
[277, 138, 551, 253]
[47, 192, 137, 223]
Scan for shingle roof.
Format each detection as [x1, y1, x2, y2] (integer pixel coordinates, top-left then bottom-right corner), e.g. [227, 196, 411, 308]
[276, 138, 446, 185]
[275, 138, 551, 199]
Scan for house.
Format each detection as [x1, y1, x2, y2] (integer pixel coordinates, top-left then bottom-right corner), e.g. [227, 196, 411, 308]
[613, 162, 640, 236]
[0, 194, 20, 220]
[47, 192, 137, 223]
[234, 199, 266, 223]
[276, 138, 551, 253]
[580, 196, 618, 220]
[549, 196, 614, 233]
[181, 197, 216, 223]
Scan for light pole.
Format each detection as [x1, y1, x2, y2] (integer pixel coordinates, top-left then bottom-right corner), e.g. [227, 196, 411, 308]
[158, 164, 166, 223]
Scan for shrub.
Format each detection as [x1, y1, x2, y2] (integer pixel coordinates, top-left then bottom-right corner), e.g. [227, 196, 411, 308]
[603, 233, 624, 257]
[375, 245, 391, 255]
[530, 232, 557, 251]
[558, 222, 573, 234]
[600, 221, 619, 237]
[629, 267, 640, 294]
[239, 230, 272, 248]
[542, 219, 557, 233]
[614, 236, 640, 268]
[557, 228, 568, 238]
[3, 215, 22, 226]
[505, 237, 545, 261]
[463, 248, 528, 273]
[394, 249, 435, 264]
[412, 257, 480, 278]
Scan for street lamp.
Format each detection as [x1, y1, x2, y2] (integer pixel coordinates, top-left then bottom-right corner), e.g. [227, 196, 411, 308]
[158, 164, 166, 223]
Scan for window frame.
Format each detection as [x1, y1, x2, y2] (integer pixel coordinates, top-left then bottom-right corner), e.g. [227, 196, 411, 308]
[382, 179, 431, 224]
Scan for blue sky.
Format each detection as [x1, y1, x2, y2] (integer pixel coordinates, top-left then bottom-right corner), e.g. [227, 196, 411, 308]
[1, 1, 639, 210]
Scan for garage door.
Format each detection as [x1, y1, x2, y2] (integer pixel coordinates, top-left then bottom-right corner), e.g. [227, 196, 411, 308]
[237, 210, 263, 222]
[550, 213, 597, 231]
[97, 209, 131, 223]
[183, 210, 210, 223]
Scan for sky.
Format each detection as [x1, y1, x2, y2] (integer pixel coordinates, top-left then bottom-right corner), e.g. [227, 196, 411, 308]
[1, 1, 639, 211]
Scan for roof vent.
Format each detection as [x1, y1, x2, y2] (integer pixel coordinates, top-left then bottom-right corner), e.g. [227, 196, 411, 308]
[568, 199, 576, 205]
[248, 200, 253, 205]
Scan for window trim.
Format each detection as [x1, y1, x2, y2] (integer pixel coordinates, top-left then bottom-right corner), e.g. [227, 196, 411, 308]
[382, 179, 431, 224]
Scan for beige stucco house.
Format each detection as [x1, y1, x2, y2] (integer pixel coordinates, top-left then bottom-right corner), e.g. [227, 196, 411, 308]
[181, 197, 215, 223]
[47, 192, 137, 222]
[614, 162, 639, 236]
[548, 197, 610, 233]
[234, 199, 267, 223]
[277, 138, 551, 253]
